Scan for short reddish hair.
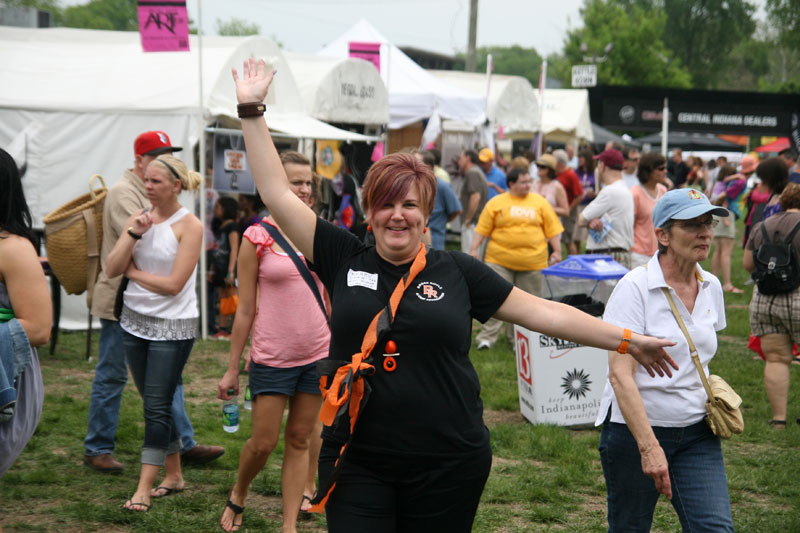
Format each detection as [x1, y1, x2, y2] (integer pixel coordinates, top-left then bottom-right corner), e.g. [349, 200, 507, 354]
[361, 152, 436, 218]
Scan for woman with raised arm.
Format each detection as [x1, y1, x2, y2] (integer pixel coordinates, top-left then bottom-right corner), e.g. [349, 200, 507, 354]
[104, 154, 203, 512]
[232, 58, 677, 532]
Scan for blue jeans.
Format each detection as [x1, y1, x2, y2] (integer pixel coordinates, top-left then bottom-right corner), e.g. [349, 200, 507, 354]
[599, 420, 734, 532]
[84, 320, 197, 456]
[122, 331, 194, 466]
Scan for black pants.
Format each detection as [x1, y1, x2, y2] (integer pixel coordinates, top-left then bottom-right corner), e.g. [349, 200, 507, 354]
[319, 441, 492, 533]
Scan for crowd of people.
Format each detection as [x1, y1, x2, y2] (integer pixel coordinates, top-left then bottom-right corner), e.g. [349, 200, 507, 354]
[3, 58, 800, 532]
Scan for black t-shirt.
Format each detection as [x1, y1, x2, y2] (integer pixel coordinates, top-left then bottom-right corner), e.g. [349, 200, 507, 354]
[310, 218, 513, 458]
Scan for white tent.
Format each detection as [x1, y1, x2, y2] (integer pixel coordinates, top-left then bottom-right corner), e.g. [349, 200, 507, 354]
[428, 70, 539, 138]
[535, 89, 594, 143]
[317, 19, 485, 131]
[0, 26, 375, 329]
[284, 51, 389, 126]
[0, 26, 375, 228]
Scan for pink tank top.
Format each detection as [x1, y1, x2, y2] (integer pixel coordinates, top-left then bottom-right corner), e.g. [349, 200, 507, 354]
[243, 220, 330, 368]
[533, 179, 559, 209]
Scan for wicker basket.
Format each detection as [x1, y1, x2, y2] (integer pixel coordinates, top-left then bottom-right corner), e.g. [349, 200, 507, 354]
[43, 175, 107, 295]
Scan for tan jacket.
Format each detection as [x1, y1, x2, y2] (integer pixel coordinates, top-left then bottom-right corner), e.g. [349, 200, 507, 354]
[90, 169, 148, 320]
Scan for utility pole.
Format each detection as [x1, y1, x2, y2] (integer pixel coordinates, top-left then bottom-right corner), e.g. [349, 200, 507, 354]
[466, 0, 478, 72]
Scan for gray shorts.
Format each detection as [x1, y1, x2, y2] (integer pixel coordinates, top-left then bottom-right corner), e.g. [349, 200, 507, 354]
[713, 213, 736, 240]
[562, 208, 579, 242]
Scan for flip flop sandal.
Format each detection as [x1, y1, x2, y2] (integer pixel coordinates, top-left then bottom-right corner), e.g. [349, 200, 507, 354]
[122, 499, 151, 512]
[222, 488, 245, 531]
[152, 485, 184, 498]
[299, 494, 313, 519]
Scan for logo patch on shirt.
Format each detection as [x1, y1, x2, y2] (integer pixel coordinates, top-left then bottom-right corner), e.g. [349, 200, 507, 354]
[347, 269, 378, 290]
[415, 281, 444, 301]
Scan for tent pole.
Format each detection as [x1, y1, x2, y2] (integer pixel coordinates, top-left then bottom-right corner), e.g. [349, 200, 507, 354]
[196, 0, 208, 340]
[661, 97, 669, 157]
[537, 59, 547, 158]
[485, 54, 494, 153]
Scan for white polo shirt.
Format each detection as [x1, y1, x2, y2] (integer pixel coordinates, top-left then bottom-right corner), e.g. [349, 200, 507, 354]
[594, 252, 726, 428]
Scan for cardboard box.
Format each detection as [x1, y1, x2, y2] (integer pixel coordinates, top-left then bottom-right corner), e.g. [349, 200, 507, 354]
[514, 325, 608, 426]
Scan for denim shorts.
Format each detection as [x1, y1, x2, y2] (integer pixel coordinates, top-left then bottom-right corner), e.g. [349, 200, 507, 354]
[249, 361, 320, 397]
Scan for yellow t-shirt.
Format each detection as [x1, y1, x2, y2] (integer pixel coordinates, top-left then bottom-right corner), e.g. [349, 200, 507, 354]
[475, 192, 564, 271]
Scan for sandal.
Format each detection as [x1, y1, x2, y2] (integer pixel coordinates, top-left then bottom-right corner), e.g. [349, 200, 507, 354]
[299, 494, 313, 519]
[221, 487, 245, 531]
[723, 285, 744, 294]
[152, 485, 184, 498]
[122, 499, 151, 512]
[768, 419, 787, 428]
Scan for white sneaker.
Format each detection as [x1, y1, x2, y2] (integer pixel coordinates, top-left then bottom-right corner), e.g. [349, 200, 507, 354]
[477, 340, 491, 350]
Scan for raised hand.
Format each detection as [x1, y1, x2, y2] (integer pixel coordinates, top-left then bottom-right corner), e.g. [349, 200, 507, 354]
[232, 57, 275, 105]
[127, 208, 152, 236]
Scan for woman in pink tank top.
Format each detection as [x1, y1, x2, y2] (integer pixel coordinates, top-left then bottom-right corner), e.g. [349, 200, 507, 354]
[217, 152, 330, 532]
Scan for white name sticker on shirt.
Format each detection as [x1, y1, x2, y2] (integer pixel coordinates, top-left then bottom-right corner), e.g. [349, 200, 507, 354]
[347, 269, 378, 290]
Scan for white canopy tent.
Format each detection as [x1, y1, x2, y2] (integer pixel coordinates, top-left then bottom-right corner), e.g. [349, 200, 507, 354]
[429, 70, 540, 139]
[284, 51, 389, 126]
[317, 19, 486, 133]
[0, 26, 375, 227]
[0, 26, 374, 329]
[535, 89, 594, 143]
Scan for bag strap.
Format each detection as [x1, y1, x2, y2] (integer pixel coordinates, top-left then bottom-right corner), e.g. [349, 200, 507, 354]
[259, 220, 329, 326]
[660, 287, 715, 401]
[84, 208, 100, 309]
[784, 219, 800, 244]
[309, 242, 428, 512]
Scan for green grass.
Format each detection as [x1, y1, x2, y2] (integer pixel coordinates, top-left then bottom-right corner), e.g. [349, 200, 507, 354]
[2, 224, 800, 531]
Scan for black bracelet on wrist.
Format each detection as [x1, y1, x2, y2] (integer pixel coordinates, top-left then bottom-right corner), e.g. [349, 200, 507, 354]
[127, 227, 142, 240]
[237, 102, 266, 118]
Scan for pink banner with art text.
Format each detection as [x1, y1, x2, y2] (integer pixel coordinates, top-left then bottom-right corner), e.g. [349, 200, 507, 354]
[349, 41, 381, 73]
[138, 0, 190, 53]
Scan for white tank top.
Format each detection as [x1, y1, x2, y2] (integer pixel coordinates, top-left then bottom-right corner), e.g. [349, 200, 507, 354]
[122, 207, 198, 322]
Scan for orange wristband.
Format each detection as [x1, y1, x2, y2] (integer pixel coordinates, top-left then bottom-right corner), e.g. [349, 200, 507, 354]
[617, 328, 632, 354]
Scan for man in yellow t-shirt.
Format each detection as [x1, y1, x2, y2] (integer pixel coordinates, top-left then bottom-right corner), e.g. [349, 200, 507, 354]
[470, 167, 564, 349]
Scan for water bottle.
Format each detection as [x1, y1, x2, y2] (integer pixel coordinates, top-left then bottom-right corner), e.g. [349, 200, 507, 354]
[243, 385, 252, 411]
[222, 388, 239, 433]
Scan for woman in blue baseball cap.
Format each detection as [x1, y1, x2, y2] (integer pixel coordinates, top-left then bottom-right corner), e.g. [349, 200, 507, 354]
[595, 188, 734, 531]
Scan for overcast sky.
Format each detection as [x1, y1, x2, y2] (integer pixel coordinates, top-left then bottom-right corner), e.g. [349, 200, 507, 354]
[184, 0, 585, 57]
[60, 0, 768, 58]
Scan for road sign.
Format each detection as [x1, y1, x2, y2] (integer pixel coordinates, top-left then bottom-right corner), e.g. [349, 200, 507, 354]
[572, 64, 597, 88]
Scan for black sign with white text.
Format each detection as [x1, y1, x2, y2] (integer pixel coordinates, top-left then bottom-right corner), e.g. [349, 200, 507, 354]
[589, 86, 800, 138]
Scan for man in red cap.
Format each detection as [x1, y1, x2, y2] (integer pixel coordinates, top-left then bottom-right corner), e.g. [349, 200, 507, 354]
[84, 131, 225, 472]
[578, 149, 634, 268]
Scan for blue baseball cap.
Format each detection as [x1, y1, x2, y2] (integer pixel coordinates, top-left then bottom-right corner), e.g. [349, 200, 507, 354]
[652, 188, 729, 229]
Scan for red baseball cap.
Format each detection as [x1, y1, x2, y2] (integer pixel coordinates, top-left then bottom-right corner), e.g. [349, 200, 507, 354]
[134, 131, 183, 157]
[593, 149, 624, 170]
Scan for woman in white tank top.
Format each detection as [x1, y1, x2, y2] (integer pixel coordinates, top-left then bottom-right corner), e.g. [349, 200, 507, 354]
[105, 154, 203, 513]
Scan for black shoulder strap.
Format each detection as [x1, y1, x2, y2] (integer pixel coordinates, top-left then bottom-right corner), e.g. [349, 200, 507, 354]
[785, 219, 800, 245]
[761, 217, 800, 245]
[259, 221, 330, 327]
